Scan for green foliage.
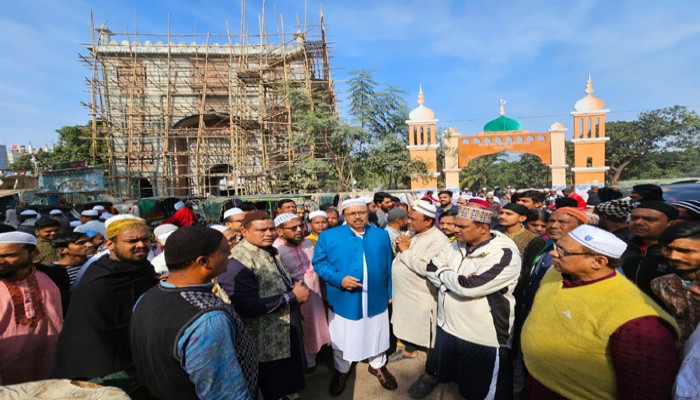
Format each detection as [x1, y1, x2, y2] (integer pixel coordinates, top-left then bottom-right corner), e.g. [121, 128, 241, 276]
[8, 124, 107, 171]
[606, 105, 700, 184]
[459, 153, 550, 191]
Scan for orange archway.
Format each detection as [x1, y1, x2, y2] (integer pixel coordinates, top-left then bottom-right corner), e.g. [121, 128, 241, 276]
[458, 131, 551, 167]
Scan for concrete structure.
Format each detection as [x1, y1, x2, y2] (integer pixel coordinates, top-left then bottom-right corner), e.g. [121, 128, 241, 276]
[571, 76, 610, 186]
[83, 11, 334, 198]
[406, 87, 440, 190]
[409, 77, 609, 191]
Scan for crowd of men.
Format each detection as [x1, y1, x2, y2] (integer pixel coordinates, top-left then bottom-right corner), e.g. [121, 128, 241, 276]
[0, 184, 699, 400]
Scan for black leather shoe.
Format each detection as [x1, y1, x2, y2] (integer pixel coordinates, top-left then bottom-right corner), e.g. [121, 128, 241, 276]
[408, 375, 438, 399]
[329, 370, 350, 397]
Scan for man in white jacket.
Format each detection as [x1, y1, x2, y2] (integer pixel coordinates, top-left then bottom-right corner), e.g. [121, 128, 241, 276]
[408, 199, 521, 399]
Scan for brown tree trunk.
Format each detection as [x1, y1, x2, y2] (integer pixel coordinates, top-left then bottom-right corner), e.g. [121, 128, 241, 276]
[609, 160, 632, 185]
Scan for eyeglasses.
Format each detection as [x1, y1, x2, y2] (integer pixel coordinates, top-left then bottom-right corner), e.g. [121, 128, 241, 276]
[283, 225, 303, 231]
[552, 243, 596, 258]
[345, 211, 367, 218]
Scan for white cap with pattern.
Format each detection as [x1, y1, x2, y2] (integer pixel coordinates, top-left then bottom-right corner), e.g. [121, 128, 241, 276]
[568, 225, 627, 259]
[308, 210, 328, 220]
[274, 213, 299, 227]
[0, 231, 37, 246]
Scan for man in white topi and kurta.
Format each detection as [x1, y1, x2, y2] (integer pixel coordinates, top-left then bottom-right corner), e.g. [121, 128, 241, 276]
[313, 197, 396, 397]
[390, 200, 450, 362]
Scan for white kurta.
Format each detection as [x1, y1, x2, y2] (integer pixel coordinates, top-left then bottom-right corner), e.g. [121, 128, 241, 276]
[328, 244, 389, 362]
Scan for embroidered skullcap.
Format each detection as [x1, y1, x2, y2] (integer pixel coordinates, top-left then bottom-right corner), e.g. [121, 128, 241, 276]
[636, 201, 679, 221]
[92, 205, 105, 211]
[502, 203, 529, 216]
[209, 224, 231, 233]
[49, 209, 62, 215]
[0, 231, 36, 246]
[104, 214, 148, 239]
[223, 207, 244, 220]
[308, 210, 328, 221]
[20, 209, 38, 216]
[412, 201, 437, 219]
[69, 220, 81, 228]
[165, 225, 224, 267]
[387, 207, 408, 222]
[632, 184, 664, 202]
[595, 199, 636, 220]
[553, 207, 589, 224]
[274, 212, 299, 227]
[674, 201, 700, 219]
[467, 197, 491, 209]
[457, 206, 493, 224]
[81, 209, 99, 217]
[100, 212, 113, 221]
[154, 223, 177, 238]
[174, 201, 186, 210]
[341, 197, 369, 210]
[568, 225, 627, 259]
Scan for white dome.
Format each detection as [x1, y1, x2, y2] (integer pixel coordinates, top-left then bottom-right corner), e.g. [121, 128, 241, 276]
[408, 86, 436, 121]
[550, 121, 565, 130]
[574, 76, 606, 112]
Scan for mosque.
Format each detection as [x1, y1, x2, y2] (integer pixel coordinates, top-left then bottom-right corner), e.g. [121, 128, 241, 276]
[406, 76, 610, 191]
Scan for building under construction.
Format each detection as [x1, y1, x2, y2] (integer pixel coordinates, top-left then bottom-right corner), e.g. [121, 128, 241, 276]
[81, 8, 335, 198]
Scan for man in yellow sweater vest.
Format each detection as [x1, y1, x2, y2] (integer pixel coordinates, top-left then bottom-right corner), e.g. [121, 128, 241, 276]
[522, 225, 679, 400]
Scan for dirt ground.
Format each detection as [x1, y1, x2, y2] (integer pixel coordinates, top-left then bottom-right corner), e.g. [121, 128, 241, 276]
[300, 352, 462, 400]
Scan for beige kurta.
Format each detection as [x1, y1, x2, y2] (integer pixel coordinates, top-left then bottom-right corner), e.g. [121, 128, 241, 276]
[391, 227, 450, 347]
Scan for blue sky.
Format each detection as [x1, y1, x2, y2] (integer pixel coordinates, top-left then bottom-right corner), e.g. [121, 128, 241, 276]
[2, 0, 699, 147]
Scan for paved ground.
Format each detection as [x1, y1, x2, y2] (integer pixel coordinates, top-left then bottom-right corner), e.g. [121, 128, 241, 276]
[300, 352, 462, 400]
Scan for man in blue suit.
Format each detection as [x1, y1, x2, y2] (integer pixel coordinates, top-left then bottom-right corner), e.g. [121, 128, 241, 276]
[313, 197, 397, 396]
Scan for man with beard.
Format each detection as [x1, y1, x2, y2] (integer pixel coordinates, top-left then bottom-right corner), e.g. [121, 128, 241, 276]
[52, 215, 158, 396]
[373, 192, 395, 229]
[622, 201, 679, 302]
[314, 198, 396, 396]
[390, 201, 449, 363]
[0, 232, 63, 384]
[219, 211, 309, 400]
[438, 210, 457, 242]
[223, 207, 246, 247]
[650, 222, 700, 342]
[274, 213, 330, 372]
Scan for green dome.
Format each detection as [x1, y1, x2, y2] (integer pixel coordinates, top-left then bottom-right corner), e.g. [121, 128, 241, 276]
[483, 115, 521, 132]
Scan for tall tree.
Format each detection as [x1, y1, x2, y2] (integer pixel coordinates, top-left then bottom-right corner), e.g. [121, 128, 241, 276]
[347, 69, 377, 131]
[606, 105, 700, 184]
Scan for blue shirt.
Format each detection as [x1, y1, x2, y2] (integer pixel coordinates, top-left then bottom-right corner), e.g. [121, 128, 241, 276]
[160, 281, 259, 400]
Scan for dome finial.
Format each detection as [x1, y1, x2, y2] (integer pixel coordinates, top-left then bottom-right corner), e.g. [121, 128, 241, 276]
[586, 74, 594, 95]
[417, 85, 425, 106]
[499, 99, 506, 116]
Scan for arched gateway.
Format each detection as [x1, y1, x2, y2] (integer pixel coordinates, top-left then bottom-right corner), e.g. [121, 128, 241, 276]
[407, 77, 609, 191]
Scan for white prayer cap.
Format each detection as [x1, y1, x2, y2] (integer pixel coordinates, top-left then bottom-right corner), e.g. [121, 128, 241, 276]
[154, 223, 178, 238]
[274, 212, 299, 227]
[81, 209, 99, 217]
[486, 191, 495, 196]
[20, 209, 38, 216]
[412, 201, 436, 219]
[459, 193, 470, 200]
[104, 214, 142, 229]
[341, 197, 369, 210]
[209, 224, 231, 233]
[0, 231, 37, 246]
[308, 210, 328, 220]
[69, 220, 81, 228]
[174, 201, 186, 210]
[568, 225, 627, 259]
[49, 209, 62, 215]
[100, 212, 113, 221]
[92, 205, 105, 211]
[158, 230, 175, 245]
[223, 207, 244, 220]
